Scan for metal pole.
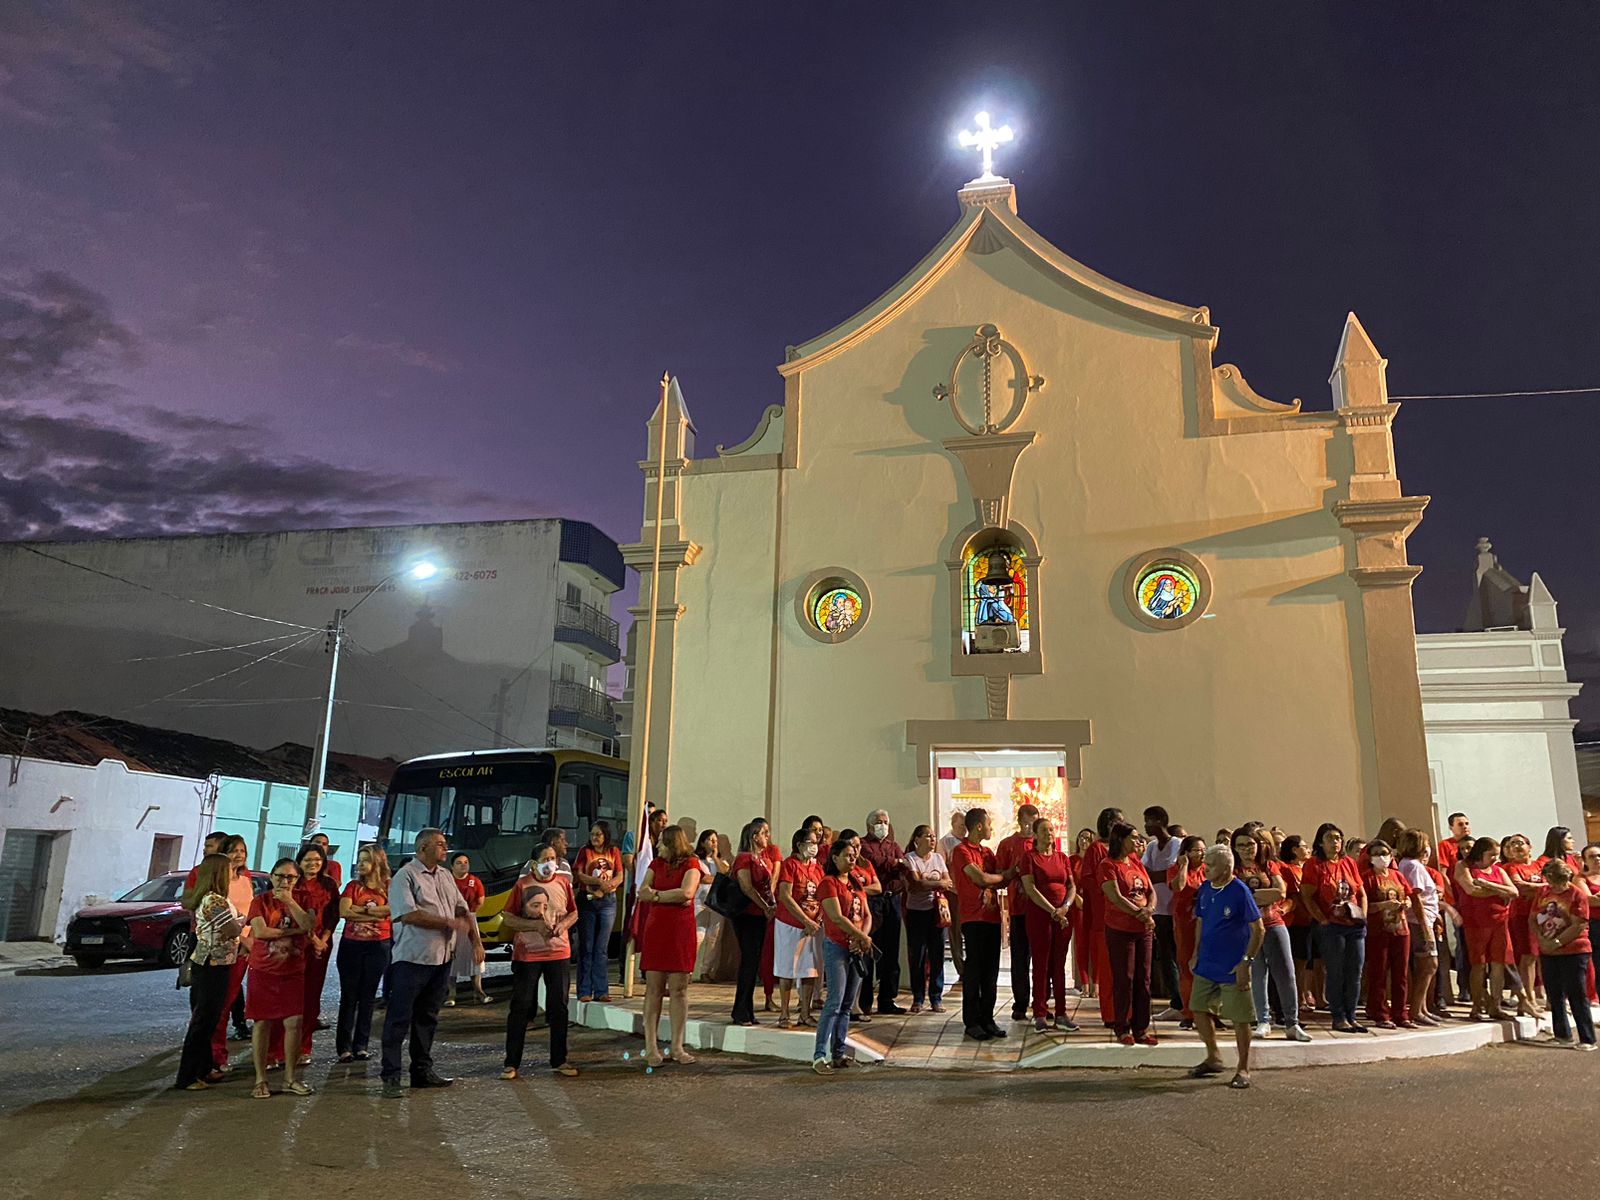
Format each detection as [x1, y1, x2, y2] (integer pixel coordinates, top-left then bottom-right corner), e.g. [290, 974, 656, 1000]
[623, 372, 672, 1000]
[303, 607, 345, 841]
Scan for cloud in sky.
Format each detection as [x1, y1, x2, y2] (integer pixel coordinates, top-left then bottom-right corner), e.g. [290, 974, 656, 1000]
[333, 332, 462, 375]
[0, 268, 507, 541]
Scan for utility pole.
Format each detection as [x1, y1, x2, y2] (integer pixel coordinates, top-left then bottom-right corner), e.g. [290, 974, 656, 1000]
[303, 607, 346, 840]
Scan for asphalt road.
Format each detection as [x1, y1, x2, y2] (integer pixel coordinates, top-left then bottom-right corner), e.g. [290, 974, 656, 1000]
[1, 958, 1594, 1200]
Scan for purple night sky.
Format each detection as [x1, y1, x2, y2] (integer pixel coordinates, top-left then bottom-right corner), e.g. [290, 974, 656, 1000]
[3, 3, 1596, 719]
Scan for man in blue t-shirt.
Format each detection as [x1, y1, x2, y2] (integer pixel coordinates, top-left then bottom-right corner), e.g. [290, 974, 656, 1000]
[1189, 843, 1265, 1089]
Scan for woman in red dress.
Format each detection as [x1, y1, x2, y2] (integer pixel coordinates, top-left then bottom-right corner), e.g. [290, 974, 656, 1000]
[267, 842, 340, 1067]
[1018, 816, 1078, 1032]
[247, 858, 314, 1098]
[1452, 836, 1518, 1020]
[639, 825, 704, 1067]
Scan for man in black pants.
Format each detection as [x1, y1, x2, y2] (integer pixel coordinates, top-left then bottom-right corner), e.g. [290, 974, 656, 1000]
[858, 809, 906, 1014]
[1143, 806, 1184, 1020]
[951, 807, 1008, 1041]
[996, 804, 1038, 1022]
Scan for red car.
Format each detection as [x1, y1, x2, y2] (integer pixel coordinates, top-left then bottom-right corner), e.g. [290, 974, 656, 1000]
[64, 869, 270, 970]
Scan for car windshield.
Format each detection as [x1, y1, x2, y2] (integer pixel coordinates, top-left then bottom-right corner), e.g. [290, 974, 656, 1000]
[117, 875, 184, 903]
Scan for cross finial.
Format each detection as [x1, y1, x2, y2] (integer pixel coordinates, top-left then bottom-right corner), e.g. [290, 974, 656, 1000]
[959, 111, 1014, 183]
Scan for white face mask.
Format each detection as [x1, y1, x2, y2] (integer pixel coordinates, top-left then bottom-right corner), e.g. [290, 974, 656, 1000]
[870, 822, 888, 840]
[534, 861, 557, 880]
[1370, 854, 1392, 871]
[798, 843, 817, 861]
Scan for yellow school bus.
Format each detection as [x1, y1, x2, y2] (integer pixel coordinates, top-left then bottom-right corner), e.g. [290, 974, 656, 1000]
[376, 747, 629, 947]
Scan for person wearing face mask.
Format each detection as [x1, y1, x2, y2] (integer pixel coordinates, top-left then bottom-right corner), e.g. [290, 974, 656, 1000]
[1360, 839, 1416, 1028]
[774, 828, 824, 1028]
[858, 809, 906, 1015]
[500, 845, 579, 1079]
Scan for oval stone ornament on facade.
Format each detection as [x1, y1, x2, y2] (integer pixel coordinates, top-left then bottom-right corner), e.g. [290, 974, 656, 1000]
[796, 568, 871, 644]
[1124, 550, 1210, 630]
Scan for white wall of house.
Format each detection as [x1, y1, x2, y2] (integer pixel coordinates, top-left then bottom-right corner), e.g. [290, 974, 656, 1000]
[1417, 592, 1584, 841]
[1, 757, 208, 943]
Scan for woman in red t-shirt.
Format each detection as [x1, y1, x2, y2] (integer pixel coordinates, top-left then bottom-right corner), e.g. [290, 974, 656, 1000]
[573, 822, 624, 1003]
[638, 826, 704, 1067]
[268, 842, 340, 1068]
[1532, 858, 1595, 1048]
[812, 833, 873, 1074]
[1500, 834, 1546, 1018]
[335, 844, 392, 1062]
[1537, 827, 1582, 876]
[774, 828, 824, 1028]
[1018, 816, 1078, 1032]
[246, 858, 314, 1098]
[729, 820, 778, 1026]
[1301, 823, 1368, 1033]
[1452, 836, 1518, 1020]
[759, 821, 787, 1012]
[1167, 836, 1206, 1028]
[1097, 821, 1156, 1045]
[1069, 829, 1096, 998]
[1278, 834, 1319, 1016]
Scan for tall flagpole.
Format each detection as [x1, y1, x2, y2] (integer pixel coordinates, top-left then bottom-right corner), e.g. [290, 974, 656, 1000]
[624, 371, 672, 999]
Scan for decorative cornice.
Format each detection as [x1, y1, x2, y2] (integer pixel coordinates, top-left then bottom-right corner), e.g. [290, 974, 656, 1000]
[619, 540, 702, 569]
[1335, 406, 1398, 429]
[1350, 565, 1423, 588]
[1333, 496, 1430, 534]
[716, 404, 785, 458]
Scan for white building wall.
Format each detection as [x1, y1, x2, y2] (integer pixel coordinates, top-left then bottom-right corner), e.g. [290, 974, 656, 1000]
[1, 757, 208, 943]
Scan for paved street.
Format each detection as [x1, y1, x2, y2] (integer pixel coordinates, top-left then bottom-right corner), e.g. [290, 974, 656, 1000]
[2, 958, 1597, 1200]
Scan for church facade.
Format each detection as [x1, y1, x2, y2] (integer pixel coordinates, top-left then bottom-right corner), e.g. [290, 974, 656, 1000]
[620, 172, 1467, 847]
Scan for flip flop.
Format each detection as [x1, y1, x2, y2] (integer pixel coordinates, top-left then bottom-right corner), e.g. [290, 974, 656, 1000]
[672, 1050, 697, 1065]
[1228, 1074, 1251, 1089]
[500, 1067, 519, 1081]
[251, 1082, 271, 1099]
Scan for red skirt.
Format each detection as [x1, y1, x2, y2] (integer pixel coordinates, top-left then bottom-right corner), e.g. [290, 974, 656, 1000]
[1465, 922, 1513, 967]
[246, 963, 306, 1020]
[640, 901, 696, 974]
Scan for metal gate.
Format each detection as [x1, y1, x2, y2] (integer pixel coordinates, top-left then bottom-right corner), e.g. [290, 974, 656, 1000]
[0, 830, 54, 940]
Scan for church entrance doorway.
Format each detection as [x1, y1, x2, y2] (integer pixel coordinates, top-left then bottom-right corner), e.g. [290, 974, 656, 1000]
[933, 749, 1069, 850]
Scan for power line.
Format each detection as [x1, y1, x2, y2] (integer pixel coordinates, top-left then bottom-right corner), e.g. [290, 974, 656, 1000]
[128, 629, 322, 712]
[1391, 386, 1600, 400]
[119, 630, 311, 665]
[15, 543, 319, 631]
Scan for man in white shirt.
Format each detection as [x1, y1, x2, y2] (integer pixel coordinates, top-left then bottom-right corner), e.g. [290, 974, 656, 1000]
[380, 827, 483, 1097]
[1142, 806, 1185, 1021]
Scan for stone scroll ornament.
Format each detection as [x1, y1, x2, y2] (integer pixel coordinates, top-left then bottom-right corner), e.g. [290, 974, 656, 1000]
[932, 324, 1045, 436]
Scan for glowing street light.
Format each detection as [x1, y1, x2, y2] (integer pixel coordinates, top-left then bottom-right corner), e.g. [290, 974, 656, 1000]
[409, 560, 438, 581]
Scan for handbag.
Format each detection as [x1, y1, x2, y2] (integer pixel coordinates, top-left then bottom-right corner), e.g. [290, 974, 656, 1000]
[706, 871, 747, 919]
[935, 892, 952, 930]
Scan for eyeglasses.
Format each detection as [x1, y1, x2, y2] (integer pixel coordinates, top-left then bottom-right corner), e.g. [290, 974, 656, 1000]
[271, 873, 298, 881]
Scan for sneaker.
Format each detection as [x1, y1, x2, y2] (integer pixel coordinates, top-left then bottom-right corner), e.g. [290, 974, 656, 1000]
[1178, 1019, 1195, 1031]
[1034, 1017, 1049, 1032]
[1252, 1022, 1271, 1039]
[1287, 1024, 1312, 1043]
[1154, 1006, 1184, 1022]
[810, 1057, 834, 1075]
[1058, 1017, 1081, 1033]
[1117, 1034, 1135, 1046]
[1577, 1042, 1597, 1052]
[1136, 1033, 1159, 1046]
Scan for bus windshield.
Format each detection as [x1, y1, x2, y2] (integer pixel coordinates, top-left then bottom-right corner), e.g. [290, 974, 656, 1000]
[381, 758, 555, 887]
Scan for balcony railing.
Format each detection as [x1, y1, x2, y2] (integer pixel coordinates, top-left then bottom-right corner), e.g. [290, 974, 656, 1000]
[549, 679, 618, 735]
[554, 599, 622, 661]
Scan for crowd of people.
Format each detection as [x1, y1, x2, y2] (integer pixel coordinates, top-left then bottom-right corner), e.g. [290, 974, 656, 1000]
[170, 802, 1599, 1096]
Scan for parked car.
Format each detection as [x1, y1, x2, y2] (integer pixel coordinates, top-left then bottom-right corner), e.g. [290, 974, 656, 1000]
[64, 869, 270, 970]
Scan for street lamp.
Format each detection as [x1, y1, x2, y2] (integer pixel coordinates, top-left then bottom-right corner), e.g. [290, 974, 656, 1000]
[302, 559, 439, 839]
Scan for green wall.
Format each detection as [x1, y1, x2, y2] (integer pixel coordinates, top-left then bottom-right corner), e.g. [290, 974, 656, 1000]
[213, 777, 366, 876]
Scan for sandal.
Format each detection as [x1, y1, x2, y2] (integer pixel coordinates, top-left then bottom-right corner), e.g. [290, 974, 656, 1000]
[672, 1050, 697, 1065]
[499, 1067, 519, 1081]
[251, 1081, 271, 1099]
[182, 1080, 209, 1091]
[1188, 1061, 1225, 1078]
[554, 1064, 579, 1077]
[337, 1053, 354, 1064]
[285, 1080, 314, 1097]
[645, 1051, 665, 1068]
[777, 1018, 797, 1030]
[1228, 1073, 1251, 1089]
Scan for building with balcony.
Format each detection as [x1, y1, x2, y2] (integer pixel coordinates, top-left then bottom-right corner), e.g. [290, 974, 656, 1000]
[0, 518, 627, 764]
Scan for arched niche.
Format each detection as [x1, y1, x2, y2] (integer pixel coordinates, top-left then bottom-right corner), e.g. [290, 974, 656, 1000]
[944, 521, 1043, 677]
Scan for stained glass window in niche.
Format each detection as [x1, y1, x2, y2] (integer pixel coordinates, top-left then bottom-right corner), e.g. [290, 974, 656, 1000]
[811, 585, 863, 635]
[1135, 563, 1199, 622]
[962, 543, 1029, 654]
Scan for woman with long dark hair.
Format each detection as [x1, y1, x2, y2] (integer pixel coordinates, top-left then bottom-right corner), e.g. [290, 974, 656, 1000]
[573, 821, 622, 1002]
[1098, 820, 1156, 1045]
[336, 844, 391, 1062]
[1538, 827, 1581, 873]
[1301, 822, 1368, 1033]
[268, 842, 340, 1067]
[729, 820, 777, 1026]
[246, 858, 314, 1097]
[1278, 834, 1318, 1016]
[1453, 836, 1517, 1020]
[638, 825, 703, 1066]
[812, 831, 873, 1074]
[174, 853, 244, 1090]
[1168, 835, 1206, 1030]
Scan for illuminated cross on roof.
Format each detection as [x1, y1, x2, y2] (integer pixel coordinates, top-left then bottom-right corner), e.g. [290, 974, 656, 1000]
[958, 111, 1014, 183]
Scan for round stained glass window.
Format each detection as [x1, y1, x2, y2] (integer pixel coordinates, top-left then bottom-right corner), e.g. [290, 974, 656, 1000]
[811, 586, 862, 634]
[1123, 550, 1210, 630]
[1136, 565, 1199, 622]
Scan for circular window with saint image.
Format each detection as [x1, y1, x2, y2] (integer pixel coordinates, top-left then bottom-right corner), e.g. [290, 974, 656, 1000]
[796, 569, 871, 644]
[1123, 551, 1210, 630]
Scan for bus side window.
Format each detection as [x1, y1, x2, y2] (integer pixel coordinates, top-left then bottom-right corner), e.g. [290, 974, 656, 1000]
[597, 772, 628, 830]
[556, 765, 595, 849]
